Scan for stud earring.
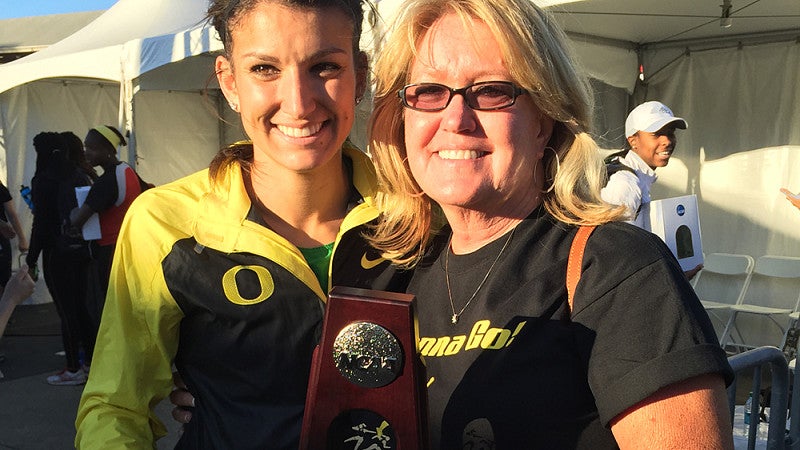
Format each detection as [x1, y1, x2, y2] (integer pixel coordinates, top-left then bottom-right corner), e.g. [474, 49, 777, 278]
[229, 102, 239, 112]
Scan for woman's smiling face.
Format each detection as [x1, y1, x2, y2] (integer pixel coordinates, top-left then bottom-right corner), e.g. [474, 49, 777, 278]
[216, 2, 363, 173]
[402, 12, 552, 216]
[628, 124, 679, 169]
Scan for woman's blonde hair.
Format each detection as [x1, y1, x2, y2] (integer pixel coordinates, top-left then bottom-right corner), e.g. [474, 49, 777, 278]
[368, 0, 626, 267]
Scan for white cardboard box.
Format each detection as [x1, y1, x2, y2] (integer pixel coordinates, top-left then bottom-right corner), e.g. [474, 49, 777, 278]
[75, 186, 101, 241]
[640, 194, 704, 271]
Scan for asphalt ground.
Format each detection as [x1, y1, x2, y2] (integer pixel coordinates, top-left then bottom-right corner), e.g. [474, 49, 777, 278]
[0, 284, 180, 450]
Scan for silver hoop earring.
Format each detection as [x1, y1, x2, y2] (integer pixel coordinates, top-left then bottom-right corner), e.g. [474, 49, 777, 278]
[541, 146, 560, 194]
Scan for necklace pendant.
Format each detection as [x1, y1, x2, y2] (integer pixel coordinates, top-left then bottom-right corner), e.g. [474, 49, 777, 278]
[451, 314, 458, 324]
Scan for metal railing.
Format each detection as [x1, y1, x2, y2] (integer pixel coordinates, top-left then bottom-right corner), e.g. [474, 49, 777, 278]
[728, 346, 791, 449]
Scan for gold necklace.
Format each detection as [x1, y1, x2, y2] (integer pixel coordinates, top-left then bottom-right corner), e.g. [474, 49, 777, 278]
[445, 228, 515, 324]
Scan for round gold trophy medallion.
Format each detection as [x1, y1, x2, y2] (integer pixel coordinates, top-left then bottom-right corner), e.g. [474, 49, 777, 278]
[332, 321, 403, 388]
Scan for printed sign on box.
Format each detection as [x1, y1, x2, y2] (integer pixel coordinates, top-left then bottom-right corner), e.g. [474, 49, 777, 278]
[640, 194, 704, 271]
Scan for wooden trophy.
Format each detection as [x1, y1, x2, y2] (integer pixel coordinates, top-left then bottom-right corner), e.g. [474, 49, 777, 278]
[299, 286, 429, 449]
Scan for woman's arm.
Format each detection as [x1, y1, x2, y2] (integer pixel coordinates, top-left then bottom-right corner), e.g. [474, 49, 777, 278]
[69, 203, 96, 230]
[71, 174, 116, 231]
[610, 374, 733, 450]
[0, 267, 35, 337]
[75, 200, 182, 448]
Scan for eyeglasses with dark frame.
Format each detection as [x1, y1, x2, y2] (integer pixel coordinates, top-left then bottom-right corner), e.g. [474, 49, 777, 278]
[397, 81, 527, 112]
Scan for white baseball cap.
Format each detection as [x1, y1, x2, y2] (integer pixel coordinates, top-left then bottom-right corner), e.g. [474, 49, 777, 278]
[625, 101, 688, 138]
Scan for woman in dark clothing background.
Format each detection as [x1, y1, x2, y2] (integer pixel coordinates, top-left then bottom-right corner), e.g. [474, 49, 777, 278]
[26, 131, 96, 386]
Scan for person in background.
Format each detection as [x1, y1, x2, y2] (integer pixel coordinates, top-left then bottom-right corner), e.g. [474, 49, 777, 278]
[68, 125, 145, 321]
[367, 0, 734, 447]
[781, 187, 800, 211]
[601, 101, 702, 280]
[67, 134, 99, 183]
[75, 0, 409, 448]
[26, 132, 96, 386]
[601, 100, 687, 226]
[0, 176, 29, 298]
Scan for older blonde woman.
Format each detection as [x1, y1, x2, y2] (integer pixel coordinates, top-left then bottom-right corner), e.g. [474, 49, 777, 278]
[368, 0, 734, 447]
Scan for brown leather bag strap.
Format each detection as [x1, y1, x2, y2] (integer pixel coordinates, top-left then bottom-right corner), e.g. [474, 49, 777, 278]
[566, 225, 597, 313]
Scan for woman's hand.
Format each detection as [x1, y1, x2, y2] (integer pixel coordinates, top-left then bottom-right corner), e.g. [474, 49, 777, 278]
[0, 220, 15, 239]
[780, 188, 800, 210]
[683, 263, 703, 281]
[4, 265, 35, 307]
[170, 371, 195, 425]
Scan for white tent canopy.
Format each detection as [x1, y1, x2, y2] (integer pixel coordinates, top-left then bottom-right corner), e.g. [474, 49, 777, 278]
[0, 0, 213, 94]
[0, 0, 230, 208]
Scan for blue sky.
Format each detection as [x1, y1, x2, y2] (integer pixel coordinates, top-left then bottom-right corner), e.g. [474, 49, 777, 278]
[0, 0, 118, 20]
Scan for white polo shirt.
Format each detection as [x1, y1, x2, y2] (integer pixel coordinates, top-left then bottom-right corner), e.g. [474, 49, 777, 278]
[600, 150, 657, 229]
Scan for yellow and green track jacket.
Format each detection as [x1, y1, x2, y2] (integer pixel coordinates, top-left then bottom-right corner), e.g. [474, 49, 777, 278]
[75, 145, 411, 449]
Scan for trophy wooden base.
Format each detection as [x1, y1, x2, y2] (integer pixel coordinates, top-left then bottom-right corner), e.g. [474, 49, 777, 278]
[299, 286, 429, 449]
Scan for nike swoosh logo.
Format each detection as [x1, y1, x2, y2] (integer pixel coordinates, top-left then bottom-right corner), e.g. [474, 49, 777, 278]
[360, 253, 385, 270]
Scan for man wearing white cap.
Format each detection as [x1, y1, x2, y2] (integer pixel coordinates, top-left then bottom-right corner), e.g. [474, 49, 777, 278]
[602, 102, 703, 280]
[601, 100, 688, 228]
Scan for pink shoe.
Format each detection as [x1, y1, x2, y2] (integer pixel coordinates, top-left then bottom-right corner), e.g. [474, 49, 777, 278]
[46, 368, 87, 386]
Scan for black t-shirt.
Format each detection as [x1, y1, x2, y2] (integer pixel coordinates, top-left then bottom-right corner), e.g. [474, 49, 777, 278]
[0, 183, 10, 222]
[85, 163, 122, 213]
[85, 162, 149, 214]
[27, 167, 93, 265]
[409, 208, 732, 449]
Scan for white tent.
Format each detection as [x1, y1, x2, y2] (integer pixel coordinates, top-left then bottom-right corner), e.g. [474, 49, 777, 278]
[0, 0, 798, 317]
[0, 0, 232, 186]
[546, 0, 800, 262]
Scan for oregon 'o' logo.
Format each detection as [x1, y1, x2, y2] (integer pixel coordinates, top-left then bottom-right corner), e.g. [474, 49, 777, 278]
[221, 265, 275, 305]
